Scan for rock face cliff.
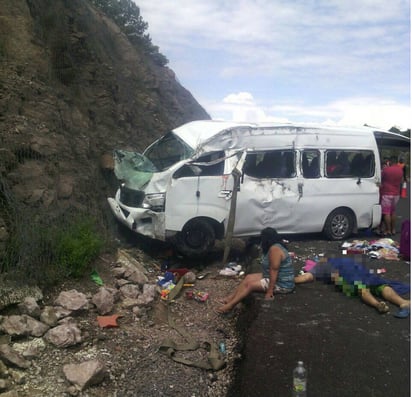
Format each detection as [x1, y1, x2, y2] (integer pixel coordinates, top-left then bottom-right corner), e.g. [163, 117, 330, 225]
[0, 0, 210, 262]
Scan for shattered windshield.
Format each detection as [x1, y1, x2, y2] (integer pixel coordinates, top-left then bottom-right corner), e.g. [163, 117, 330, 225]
[113, 133, 194, 190]
[143, 132, 194, 171]
[113, 150, 157, 190]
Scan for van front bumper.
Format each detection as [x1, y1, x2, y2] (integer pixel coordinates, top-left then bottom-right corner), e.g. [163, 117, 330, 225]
[107, 197, 166, 240]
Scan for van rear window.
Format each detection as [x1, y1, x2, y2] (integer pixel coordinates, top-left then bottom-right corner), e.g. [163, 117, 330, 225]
[326, 150, 375, 178]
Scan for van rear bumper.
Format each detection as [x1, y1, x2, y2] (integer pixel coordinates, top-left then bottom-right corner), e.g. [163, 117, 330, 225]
[107, 197, 166, 240]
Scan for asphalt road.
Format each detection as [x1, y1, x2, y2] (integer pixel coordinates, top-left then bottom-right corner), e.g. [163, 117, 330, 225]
[228, 195, 410, 397]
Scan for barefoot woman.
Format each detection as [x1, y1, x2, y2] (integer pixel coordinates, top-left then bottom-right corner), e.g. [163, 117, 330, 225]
[216, 227, 295, 314]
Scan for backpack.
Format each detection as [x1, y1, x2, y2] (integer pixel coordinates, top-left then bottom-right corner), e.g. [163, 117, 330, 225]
[399, 220, 410, 260]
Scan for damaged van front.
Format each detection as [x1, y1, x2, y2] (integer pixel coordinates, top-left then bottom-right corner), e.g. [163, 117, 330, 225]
[107, 129, 195, 240]
[107, 121, 252, 254]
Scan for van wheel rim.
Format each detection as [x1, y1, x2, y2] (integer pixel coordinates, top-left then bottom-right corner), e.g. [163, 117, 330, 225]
[331, 215, 349, 237]
[185, 231, 205, 248]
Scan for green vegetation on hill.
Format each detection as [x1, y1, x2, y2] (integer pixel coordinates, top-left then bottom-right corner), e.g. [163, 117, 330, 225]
[90, 0, 169, 66]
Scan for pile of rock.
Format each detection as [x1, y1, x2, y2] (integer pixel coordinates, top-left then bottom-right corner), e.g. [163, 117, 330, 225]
[0, 249, 160, 395]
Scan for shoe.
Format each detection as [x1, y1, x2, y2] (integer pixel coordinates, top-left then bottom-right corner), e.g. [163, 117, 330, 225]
[229, 264, 242, 272]
[394, 306, 410, 318]
[219, 268, 238, 276]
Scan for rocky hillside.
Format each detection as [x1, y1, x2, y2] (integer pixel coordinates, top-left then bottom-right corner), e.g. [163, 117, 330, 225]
[0, 0, 210, 263]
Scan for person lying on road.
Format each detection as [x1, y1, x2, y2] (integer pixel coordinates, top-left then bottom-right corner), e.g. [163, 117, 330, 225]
[295, 257, 410, 318]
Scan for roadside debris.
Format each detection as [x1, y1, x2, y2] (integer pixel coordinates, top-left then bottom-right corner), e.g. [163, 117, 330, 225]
[91, 270, 104, 286]
[341, 238, 400, 260]
[219, 262, 243, 276]
[96, 314, 121, 328]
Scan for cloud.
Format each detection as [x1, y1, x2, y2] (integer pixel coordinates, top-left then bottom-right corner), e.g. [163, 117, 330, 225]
[135, 1, 410, 131]
[209, 92, 411, 130]
[223, 92, 255, 106]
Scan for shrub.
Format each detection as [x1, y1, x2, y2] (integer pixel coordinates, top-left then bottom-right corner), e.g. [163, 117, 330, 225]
[1, 211, 105, 286]
[55, 216, 104, 278]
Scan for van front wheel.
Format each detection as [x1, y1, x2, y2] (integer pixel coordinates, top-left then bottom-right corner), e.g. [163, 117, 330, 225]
[176, 219, 215, 257]
[323, 209, 354, 240]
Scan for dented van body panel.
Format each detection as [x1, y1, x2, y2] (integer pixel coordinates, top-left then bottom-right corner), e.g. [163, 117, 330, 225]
[107, 120, 410, 254]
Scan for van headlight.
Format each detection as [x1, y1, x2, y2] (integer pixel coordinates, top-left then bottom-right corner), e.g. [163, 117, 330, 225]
[142, 193, 165, 211]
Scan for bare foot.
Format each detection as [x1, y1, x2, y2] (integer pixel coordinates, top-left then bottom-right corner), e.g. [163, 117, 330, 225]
[215, 303, 232, 314]
[215, 298, 227, 305]
[376, 301, 389, 314]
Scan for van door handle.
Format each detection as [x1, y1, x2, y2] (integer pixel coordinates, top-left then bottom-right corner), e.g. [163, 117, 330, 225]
[357, 177, 361, 185]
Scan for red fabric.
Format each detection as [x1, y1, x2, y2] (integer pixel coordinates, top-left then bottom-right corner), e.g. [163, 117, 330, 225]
[381, 165, 403, 195]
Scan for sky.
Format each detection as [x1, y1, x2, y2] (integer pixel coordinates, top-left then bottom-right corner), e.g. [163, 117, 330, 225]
[135, 0, 411, 131]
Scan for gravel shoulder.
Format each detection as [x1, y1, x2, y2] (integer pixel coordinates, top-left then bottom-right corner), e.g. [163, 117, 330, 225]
[3, 227, 410, 397]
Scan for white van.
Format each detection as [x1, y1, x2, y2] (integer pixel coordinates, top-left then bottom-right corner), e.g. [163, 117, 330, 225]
[107, 121, 409, 255]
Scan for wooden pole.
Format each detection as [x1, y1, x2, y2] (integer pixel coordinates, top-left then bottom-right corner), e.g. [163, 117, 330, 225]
[222, 168, 241, 265]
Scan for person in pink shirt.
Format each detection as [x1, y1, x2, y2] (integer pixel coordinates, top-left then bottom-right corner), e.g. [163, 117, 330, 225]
[380, 156, 404, 235]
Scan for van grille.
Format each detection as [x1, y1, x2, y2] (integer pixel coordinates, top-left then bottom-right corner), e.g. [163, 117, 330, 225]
[119, 186, 145, 207]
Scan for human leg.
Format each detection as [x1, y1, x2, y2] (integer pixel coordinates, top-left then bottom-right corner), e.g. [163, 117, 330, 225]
[390, 213, 397, 234]
[380, 286, 410, 308]
[380, 195, 392, 234]
[219, 273, 260, 303]
[294, 272, 314, 284]
[391, 196, 400, 234]
[216, 273, 264, 313]
[359, 288, 389, 313]
[383, 214, 392, 235]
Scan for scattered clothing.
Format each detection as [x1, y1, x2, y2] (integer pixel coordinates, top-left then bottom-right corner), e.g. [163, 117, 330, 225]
[342, 238, 400, 260]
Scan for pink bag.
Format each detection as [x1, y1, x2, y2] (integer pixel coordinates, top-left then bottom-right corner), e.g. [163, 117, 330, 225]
[303, 259, 317, 272]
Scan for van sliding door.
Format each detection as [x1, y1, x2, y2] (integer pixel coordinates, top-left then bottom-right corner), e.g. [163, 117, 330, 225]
[234, 150, 300, 236]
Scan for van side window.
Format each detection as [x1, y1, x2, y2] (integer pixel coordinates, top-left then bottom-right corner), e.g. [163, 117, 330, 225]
[244, 150, 296, 178]
[326, 150, 375, 178]
[302, 150, 320, 178]
[173, 151, 225, 178]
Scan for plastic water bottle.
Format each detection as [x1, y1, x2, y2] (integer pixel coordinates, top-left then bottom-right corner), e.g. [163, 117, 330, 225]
[292, 361, 307, 397]
[219, 341, 226, 354]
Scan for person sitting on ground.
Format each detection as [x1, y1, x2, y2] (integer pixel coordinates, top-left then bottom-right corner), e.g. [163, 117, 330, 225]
[294, 257, 410, 318]
[215, 227, 295, 314]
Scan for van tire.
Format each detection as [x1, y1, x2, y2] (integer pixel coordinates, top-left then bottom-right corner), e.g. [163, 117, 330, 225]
[323, 208, 354, 240]
[175, 219, 216, 256]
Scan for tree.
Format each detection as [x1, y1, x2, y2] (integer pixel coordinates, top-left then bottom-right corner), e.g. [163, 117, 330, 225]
[89, 0, 168, 66]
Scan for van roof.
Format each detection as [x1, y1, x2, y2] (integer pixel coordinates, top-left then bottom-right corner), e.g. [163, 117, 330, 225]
[172, 120, 410, 151]
[172, 120, 257, 149]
